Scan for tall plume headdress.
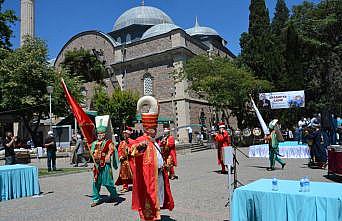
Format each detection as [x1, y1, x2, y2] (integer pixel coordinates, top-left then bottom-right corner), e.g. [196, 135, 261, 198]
[137, 96, 159, 130]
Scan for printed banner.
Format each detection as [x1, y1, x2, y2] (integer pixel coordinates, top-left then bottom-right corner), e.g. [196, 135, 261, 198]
[259, 90, 305, 109]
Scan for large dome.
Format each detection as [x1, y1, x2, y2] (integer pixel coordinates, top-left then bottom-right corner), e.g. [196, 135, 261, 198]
[113, 6, 174, 31]
[185, 17, 219, 36]
[141, 23, 181, 40]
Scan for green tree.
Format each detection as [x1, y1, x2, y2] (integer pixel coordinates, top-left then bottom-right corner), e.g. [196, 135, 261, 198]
[51, 69, 84, 117]
[92, 88, 139, 132]
[61, 48, 107, 83]
[0, 0, 17, 50]
[271, 0, 289, 36]
[0, 37, 83, 146]
[240, 0, 272, 81]
[270, 0, 290, 91]
[92, 85, 110, 115]
[183, 55, 272, 128]
[289, 0, 342, 113]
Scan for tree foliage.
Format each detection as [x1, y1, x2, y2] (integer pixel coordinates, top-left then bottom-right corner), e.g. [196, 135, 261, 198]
[52, 69, 84, 117]
[240, 0, 272, 81]
[288, 0, 342, 113]
[0, 36, 83, 145]
[183, 55, 272, 128]
[61, 48, 107, 83]
[239, 0, 342, 126]
[0, 0, 17, 50]
[92, 87, 139, 131]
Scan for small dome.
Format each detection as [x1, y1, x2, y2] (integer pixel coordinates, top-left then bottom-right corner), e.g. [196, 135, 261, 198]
[141, 23, 181, 40]
[185, 17, 219, 36]
[113, 6, 174, 31]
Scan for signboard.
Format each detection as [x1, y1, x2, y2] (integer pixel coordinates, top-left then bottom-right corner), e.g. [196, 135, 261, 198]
[259, 90, 305, 109]
[52, 125, 72, 148]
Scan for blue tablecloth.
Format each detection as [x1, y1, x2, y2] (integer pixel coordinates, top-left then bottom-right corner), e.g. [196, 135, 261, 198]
[0, 164, 40, 201]
[232, 179, 342, 221]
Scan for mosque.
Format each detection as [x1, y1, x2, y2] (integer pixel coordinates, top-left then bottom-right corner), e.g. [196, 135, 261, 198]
[54, 3, 235, 142]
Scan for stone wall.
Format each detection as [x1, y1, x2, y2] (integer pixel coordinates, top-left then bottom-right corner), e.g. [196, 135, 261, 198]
[185, 39, 207, 55]
[54, 32, 116, 68]
[189, 102, 210, 125]
[124, 37, 173, 61]
[124, 62, 175, 100]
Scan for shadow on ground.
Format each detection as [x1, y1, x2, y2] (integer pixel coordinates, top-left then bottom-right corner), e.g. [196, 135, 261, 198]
[84, 194, 126, 206]
[324, 174, 342, 183]
[212, 170, 228, 174]
[161, 215, 176, 221]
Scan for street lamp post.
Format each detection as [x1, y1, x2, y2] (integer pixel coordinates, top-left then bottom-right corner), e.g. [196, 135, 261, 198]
[46, 86, 54, 131]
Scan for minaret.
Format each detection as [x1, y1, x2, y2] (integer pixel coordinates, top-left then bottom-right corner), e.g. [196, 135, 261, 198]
[20, 0, 35, 46]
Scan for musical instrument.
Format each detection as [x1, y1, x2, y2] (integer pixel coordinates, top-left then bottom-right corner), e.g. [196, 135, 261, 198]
[252, 127, 262, 136]
[242, 128, 251, 137]
[234, 129, 241, 137]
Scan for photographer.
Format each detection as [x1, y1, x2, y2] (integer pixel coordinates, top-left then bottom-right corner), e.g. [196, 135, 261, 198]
[4, 131, 17, 165]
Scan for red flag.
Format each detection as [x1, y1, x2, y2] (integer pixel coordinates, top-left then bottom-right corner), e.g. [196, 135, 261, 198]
[61, 78, 96, 146]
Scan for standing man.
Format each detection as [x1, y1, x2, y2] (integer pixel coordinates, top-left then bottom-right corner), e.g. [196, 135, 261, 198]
[267, 119, 286, 171]
[159, 127, 178, 180]
[187, 126, 193, 143]
[298, 117, 306, 144]
[131, 96, 174, 221]
[74, 134, 87, 167]
[4, 132, 16, 165]
[115, 127, 134, 193]
[90, 121, 119, 207]
[44, 131, 56, 171]
[214, 122, 231, 174]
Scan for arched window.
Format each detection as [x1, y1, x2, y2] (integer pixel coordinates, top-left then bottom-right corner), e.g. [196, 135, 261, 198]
[143, 73, 153, 95]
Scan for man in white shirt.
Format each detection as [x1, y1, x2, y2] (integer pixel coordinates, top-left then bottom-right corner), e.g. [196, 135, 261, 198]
[187, 126, 193, 143]
[298, 117, 306, 144]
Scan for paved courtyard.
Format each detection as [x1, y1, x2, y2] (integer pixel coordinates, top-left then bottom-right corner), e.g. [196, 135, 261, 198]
[0, 147, 338, 221]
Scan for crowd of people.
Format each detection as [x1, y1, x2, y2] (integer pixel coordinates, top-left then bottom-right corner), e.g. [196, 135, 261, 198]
[295, 113, 342, 168]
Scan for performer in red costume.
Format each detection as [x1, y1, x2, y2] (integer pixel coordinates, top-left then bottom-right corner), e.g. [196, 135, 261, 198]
[115, 127, 134, 193]
[131, 96, 174, 221]
[214, 122, 231, 174]
[159, 127, 178, 180]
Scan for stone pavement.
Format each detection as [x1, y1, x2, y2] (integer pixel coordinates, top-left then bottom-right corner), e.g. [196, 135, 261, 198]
[0, 147, 337, 221]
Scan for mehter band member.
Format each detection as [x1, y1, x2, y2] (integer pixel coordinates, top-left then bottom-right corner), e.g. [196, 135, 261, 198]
[131, 96, 174, 221]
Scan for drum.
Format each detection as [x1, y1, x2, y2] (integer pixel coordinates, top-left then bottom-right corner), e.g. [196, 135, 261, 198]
[234, 129, 241, 137]
[328, 145, 342, 175]
[242, 128, 251, 137]
[252, 128, 262, 137]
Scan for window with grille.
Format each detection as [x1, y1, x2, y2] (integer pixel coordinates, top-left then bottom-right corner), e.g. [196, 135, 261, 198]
[143, 73, 153, 95]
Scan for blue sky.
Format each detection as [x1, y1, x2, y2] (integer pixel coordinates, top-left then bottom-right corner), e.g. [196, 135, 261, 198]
[3, 0, 320, 59]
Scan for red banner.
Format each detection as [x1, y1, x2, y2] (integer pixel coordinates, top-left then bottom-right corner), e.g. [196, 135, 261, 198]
[61, 79, 96, 146]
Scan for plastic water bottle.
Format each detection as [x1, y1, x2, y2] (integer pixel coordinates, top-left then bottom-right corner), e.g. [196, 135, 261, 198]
[272, 177, 278, 191]
[299, 178, 304, 192]
[304, 176, 310, 192]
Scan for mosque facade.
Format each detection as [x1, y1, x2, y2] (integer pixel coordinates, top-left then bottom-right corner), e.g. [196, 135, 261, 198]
[54, 5, 235, 142]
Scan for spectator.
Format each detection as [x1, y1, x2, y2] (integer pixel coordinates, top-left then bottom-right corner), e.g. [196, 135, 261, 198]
[187, 126, 193, 143]
[4, 132, 16, 165]
[288, 128, 294, 140]
[44, 131, 57, 172]
[298, 117, 306, 144]
[74, 134, 87, 167]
